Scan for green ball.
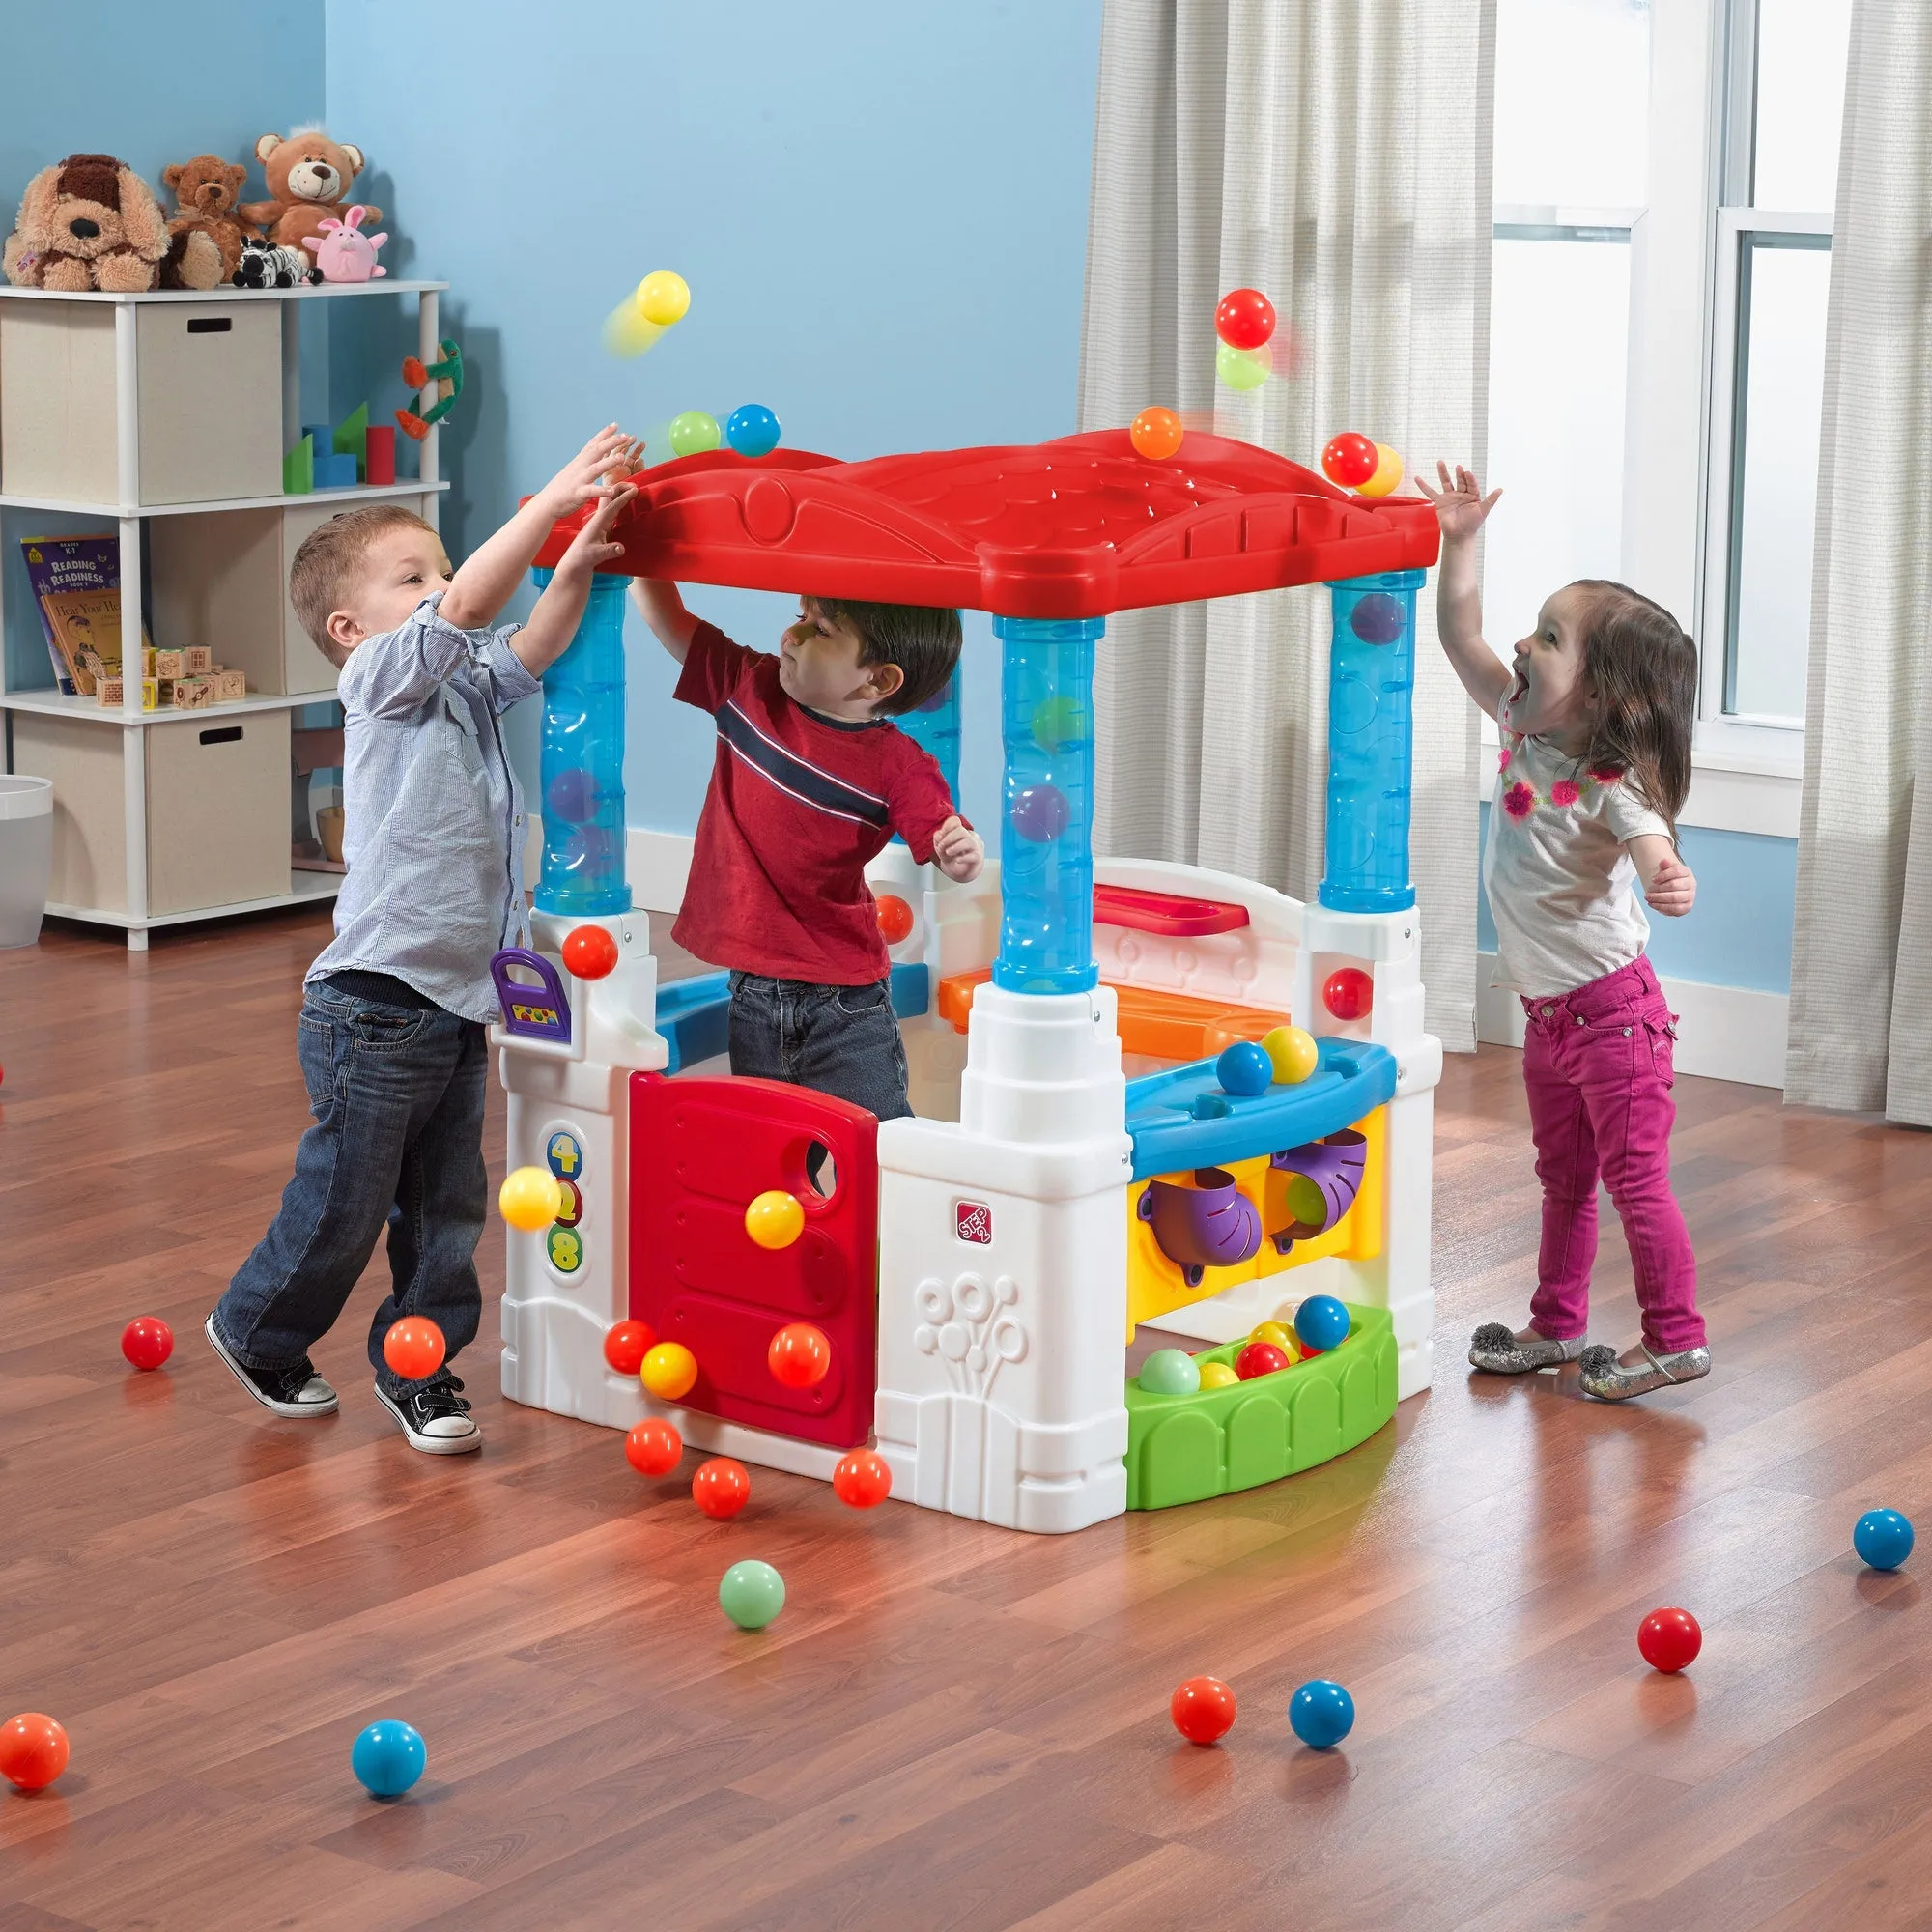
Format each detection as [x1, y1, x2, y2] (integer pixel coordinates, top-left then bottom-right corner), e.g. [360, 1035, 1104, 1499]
[719, 1558, 785, 1629]
[1031, 694, 1090, 753]
[1138, 1348, 1202, 1396]
[668, 410, 722, 457]
[1216, 341, 1270, 392]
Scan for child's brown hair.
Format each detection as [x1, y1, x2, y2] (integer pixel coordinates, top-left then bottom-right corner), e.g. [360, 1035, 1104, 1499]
[807, 596, 962, 716]
[290, 504, 442, 667]
[1572, 580, 1698, 835]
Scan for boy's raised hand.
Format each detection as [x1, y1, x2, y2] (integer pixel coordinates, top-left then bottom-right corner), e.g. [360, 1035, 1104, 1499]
[534, 425, 639, 519]
[1416, 463, 1502, 545]
[554, 482, 637, 580]
[932, 815, 984, 884]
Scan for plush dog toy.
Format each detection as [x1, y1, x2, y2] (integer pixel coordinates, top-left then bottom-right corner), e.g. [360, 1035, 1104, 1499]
[160, 154, 249, 285]
[240, 129, 378, 252]
[3, 153, 187, 292]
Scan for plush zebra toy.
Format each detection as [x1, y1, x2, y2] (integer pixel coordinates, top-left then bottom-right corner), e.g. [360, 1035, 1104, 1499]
[233, 238, 317, 289]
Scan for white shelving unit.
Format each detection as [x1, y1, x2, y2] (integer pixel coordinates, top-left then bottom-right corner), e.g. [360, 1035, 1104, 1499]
[0, 277, 449, 949]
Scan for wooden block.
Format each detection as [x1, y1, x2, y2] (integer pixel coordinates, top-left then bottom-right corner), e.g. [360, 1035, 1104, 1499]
[215, 668, 246, 702]
[141, 647, 156, 678]
[184, 678, 215, 711]
[168, 676, 209, 710]
[97, 675, 124, 707]
[184, 645, 213, 675]
[155, 678, 176, 706]
[154, 649, 185, 680]
[141, 678, 159, 711]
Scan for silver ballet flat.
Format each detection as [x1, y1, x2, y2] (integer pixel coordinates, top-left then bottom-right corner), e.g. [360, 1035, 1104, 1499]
[1468, 1322, 1588, 1374]
[1577, 1343, 1711, 1401]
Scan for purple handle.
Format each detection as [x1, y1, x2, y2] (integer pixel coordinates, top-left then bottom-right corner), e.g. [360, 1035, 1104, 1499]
[492, 948, 573, 1043]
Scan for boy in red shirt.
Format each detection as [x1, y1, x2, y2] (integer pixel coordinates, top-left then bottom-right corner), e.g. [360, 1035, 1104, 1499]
[632, 582, 984, 1121]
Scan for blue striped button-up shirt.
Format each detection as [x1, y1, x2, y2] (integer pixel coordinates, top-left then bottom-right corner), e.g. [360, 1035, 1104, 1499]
[307, 594, 539, 1022]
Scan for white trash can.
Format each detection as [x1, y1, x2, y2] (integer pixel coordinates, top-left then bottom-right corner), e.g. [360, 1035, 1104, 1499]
[0, 775, 54, 948]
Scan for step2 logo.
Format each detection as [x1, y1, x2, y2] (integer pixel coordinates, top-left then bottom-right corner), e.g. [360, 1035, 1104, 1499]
[955, 1199, 992, 1245]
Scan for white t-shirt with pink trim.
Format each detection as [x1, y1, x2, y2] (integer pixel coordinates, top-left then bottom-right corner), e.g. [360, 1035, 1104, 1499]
[1482, 703, 1671, 998]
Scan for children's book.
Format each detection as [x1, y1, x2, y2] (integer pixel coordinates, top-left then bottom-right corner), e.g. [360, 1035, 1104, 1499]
[18, 535, 135, 696]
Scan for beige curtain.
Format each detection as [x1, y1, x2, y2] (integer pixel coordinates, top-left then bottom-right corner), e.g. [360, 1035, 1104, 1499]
[1785, 0, 1932, 1122]
[1078, 0, 1495, 1049]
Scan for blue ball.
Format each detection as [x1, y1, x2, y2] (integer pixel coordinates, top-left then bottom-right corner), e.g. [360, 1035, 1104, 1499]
[1854, 1508, 1915, 1571]
[1289, 1678, 1354, 1749]
[1294, 1293, 1350, 1353]
[1216, 1041, 1273, 1097]
[725, 403, 781, 459]
[351, 1719, 426, 1798]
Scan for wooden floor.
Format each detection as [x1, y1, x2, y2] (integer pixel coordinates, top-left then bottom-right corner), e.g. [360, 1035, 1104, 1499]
[4, 909, 1932, 1931]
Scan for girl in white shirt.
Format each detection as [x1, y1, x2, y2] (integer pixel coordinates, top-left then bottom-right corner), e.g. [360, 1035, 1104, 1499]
[1418, 465, 1709, 1400]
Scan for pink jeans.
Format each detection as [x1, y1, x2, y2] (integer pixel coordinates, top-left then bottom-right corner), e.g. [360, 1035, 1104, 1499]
[1520, 955, 1705, 1354]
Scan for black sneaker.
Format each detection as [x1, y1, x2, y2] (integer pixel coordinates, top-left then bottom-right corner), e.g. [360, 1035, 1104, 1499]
[374, 1376, 482, 1455]
[205, 1314, 339, 1416]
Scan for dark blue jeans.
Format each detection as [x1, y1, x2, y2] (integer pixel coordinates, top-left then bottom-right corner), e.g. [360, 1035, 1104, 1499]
[213, 975, 489, 1396]
[727, 971, 911, 1121]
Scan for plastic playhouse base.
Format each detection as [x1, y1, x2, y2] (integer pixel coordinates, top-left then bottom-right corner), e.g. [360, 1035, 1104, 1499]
[1123, 1303, 1398, 1510]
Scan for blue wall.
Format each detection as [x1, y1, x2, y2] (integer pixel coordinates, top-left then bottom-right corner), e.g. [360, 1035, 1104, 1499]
[324, 0, 1105, 838]
[1, 1, 326, 691]
[1477, 802, 1798, 992]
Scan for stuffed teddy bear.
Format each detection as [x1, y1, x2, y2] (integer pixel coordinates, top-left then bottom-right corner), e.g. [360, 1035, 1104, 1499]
[3, 153, 191, 292]
[240, 129, 379, 252]
[159, 154, 249, 285]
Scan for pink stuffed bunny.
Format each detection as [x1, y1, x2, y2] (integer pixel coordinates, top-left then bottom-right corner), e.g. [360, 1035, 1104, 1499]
[302, 205, 387, 283]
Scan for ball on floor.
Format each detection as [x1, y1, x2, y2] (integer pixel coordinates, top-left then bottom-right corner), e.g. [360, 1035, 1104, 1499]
[720, 1559, 785, 1630]
[1854, 1509, 1914, 1572]
[1288, 1679, 1354, 1749]
[1170, 1676, 1236, 1746]
[120, 1317, 173, 1371]
[0, 1713, 69, 1791]
[1636, 1606, 1702, 1673]
[351, 1719, 426, 1798]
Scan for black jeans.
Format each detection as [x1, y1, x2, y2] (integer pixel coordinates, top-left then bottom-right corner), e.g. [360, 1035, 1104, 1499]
[727, 971, 911, 1122]
[213, 974, 489, 1395]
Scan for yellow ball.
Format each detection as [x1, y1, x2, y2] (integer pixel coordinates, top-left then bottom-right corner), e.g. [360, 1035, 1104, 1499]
[1249, 1321, 1295, 1352]
[1356, 442, 1405, 499]
[636, 270, 690, 327]
[1198, 1361, 1239, 1389]
[499, 1165, 563, 1232]
[745, 1188, 805, 1251]
[641, 1341, 698, 1401]
[1262, 1024, 1319, 1086]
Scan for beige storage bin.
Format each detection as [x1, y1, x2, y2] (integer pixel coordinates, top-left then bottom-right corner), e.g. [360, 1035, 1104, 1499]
[151, 493, 436, 696]
[0, 297, 282, 507]
[14, 710, 292, 916]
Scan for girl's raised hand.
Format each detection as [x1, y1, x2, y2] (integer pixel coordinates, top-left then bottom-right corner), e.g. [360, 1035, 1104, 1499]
[1416, 463, 1502, 544]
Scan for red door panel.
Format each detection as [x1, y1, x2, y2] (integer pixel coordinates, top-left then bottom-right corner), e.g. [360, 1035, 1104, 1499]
[630, 1073, 878, 1449]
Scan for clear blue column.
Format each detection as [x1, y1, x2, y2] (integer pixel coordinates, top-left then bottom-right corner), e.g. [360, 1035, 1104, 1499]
[530, 568, 632, 917]
[891, 668, 960, 842]
[1320, 569, 1425, 914]
[992, 614, 1104, 994]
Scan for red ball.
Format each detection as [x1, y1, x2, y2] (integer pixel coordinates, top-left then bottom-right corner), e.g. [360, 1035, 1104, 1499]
[0, 1712, 70, 1791]
[604, 1319, 657, 1376]
[1637, 1606, 1702, 1674]
[1214, 287, 1276, 352]
[382, 1316, 446, 1381]
[833, 1448, 893, 1508]
[693, 1457, 751, 1520]
[1235, 1342, 1291, 1380]
[875, 894, 915, 946]
[1170, 1675, 1237, 1745]
[1321, 432, 1378, 488]
[1323, 967, 1373, 1021]
[561, 923, 620, 980]
[768, 1321, 832, 1390]
[120, 1316, 174, 1372]
[625, 1416, 683, 1477]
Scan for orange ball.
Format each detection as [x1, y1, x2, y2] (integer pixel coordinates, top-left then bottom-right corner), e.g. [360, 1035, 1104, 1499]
[1170, 1676, 1237, 1746]
[833, 1448, 892, 1508]
[768, 1321, 832, 1390]
[1129, 406, 1183, 461]
[604, 1319, 657, 1375]
[562, 923, 620, 979]
[382, 1316, 446, 1380]
[625, 1416, 683, 1476]
[876, 893, 915, 945]
[0, 1712, 69, 1791]
[693, 1456, 751, 1520]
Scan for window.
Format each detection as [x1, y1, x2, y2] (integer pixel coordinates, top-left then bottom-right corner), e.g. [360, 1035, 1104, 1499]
[1485, 0, 1649, 654]
[1705, 0, 1853, 732]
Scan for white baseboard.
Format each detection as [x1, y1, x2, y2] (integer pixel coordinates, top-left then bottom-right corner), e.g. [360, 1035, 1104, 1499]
[1476, 951, 1788, 1089]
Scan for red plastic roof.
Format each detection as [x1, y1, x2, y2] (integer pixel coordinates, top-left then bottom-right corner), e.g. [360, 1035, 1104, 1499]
[534, 428, 1438, 619]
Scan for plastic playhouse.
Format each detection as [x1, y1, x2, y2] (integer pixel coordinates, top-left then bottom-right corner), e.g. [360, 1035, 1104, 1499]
[489, 428, 1442, 1533]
